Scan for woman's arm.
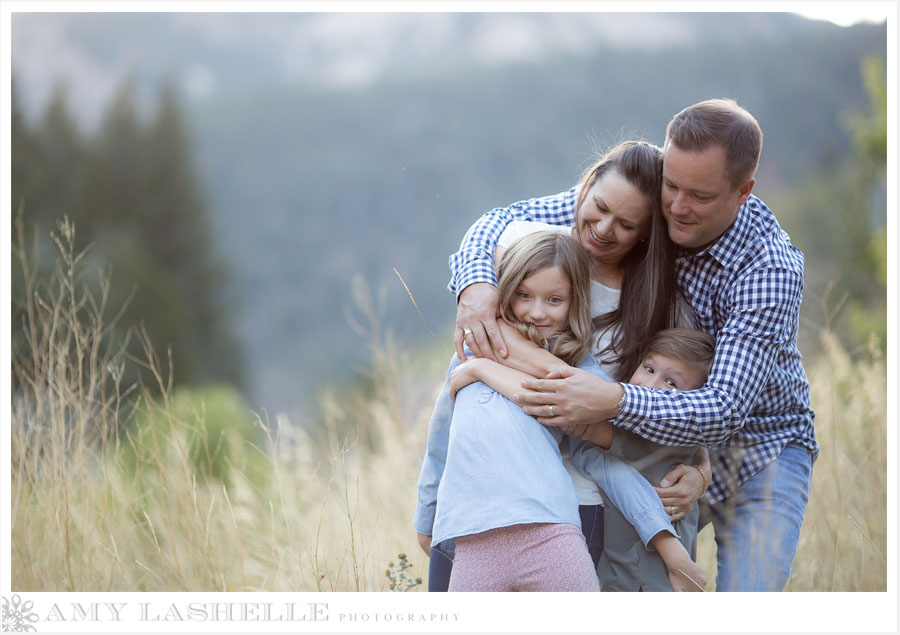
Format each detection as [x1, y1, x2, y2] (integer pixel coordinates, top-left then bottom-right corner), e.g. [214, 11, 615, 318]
[413, 362, 457, 539]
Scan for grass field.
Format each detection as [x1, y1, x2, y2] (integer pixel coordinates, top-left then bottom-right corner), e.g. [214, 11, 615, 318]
[9, 222, 887, 592]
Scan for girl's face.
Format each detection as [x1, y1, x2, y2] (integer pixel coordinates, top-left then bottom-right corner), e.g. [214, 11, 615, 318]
[509, 265, 572, 335]
[576, 170, 652, 268]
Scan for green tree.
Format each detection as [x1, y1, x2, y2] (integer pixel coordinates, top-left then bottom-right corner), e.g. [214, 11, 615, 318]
[781, 57, 887, 349]
[140, 81, 243, 386]
[11, 76, 244, 394]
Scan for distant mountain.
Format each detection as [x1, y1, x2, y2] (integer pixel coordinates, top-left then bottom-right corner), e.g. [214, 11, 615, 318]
[12, 11, 845, 129]
[10, 12, 888, 425]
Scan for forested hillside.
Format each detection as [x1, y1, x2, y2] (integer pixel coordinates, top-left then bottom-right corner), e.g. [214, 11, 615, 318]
[187, 19, 886, 420]
[11, 13, 887, 424]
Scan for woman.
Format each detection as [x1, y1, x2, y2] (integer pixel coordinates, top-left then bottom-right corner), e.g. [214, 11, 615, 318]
[440, 140, 709, 590]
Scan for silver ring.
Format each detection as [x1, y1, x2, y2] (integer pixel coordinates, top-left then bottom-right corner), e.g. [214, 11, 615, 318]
[548, 405, 555, 417]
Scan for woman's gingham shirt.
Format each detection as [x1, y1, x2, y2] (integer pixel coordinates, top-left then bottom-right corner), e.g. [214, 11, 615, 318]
[448, 189, 819, 505]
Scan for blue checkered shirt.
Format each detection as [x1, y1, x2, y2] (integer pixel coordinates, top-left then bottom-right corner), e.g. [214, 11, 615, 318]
[448, 190, 819, 505]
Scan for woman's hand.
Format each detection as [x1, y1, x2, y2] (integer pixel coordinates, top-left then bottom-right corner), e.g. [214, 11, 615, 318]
[654, 464, 706, 522]
[515, 365, 623, 426]
[455, 283, 506, 362]
[416, 532, 432, 556]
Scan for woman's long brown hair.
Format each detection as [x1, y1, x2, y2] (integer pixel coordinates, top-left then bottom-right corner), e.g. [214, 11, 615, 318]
[576, 141, 679, 381]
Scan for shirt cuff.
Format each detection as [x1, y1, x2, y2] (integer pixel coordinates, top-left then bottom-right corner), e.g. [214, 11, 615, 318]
[611, 382, 653, 431]
[412, 502, 436, 536]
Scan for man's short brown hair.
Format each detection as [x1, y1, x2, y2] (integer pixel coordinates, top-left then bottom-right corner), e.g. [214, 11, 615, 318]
[665, 98, 763, 188]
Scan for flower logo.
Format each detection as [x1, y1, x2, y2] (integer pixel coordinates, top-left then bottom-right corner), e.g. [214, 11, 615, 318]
[1, 595, 39, 632]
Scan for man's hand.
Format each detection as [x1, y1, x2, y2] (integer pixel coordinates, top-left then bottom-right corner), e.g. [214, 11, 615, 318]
[515, 365, 623, 426]
[455, 283, 506, 362]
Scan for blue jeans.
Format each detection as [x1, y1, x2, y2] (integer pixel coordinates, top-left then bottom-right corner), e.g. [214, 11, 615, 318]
[698, 444, 813, 591]
[427, 503, 604, 592]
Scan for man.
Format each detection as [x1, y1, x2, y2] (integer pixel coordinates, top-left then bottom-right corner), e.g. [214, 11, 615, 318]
[449, 99, 819, 591]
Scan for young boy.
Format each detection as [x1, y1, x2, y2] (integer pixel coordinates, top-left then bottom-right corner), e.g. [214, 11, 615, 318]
[570, 327, 716, 591]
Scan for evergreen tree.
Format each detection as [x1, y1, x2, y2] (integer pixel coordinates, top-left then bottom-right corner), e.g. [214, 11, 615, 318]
[10, 76, 245, 393]
[780, 57, 887, 349]
[141, 81, 244, 387]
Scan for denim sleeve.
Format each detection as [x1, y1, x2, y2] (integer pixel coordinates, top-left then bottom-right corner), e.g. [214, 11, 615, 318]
[447, 187, 579, 297]
[569, 437, 676, 548]
[413, 358, 457, 536]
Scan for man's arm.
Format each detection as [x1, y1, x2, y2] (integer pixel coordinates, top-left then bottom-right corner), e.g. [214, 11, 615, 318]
[613, 266, 804, 447]
[448, 188, 579, 296]
[518, 266, 804, 447]
[451, 188, 578, 361]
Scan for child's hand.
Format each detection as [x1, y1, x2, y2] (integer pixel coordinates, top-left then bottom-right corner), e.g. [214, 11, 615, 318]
[559, 423, 590, 437]
[416, 532, 432, 556]
[449, 358, 482, 401]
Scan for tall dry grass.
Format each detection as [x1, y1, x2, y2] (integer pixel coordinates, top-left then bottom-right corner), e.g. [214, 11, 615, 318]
[694, 329, 887, 591]
[10, 217, 439, 591]
[10, 218, 887, 591]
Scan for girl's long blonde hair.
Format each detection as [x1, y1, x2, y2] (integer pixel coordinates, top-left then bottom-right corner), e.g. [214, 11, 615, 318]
[496, 231, 593, 367]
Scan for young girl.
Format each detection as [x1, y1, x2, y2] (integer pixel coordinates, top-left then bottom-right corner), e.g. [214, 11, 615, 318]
[414, 231, 705, 591]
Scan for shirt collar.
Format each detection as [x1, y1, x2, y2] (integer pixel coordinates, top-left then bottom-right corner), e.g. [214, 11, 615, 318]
[678, 194, 758, 267]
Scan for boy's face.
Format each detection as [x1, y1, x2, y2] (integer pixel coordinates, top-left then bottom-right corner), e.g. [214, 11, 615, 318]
[629, 353, 706, 391]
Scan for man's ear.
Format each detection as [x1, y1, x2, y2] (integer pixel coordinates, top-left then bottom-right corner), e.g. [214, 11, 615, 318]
[736, 177, 755, 206]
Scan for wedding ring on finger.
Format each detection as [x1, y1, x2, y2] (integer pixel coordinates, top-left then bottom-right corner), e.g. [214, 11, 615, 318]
[461, 328, 473, 338]
[548, 405, 555, 417]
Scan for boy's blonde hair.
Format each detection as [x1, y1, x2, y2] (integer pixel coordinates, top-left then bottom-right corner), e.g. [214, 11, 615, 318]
[643, 327, 717, 379]
[497, 231, 593, 367]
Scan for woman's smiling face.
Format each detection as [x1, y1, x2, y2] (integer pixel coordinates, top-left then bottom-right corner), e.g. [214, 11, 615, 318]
[575, 170, 651, 269]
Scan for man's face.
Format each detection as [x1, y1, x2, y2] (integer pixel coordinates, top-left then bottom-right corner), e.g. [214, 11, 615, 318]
[661, 143, 754, 250]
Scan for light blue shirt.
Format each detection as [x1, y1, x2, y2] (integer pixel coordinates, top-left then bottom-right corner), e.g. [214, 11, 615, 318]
[415, 349, 677, 556]
[414, 350, 596, 546]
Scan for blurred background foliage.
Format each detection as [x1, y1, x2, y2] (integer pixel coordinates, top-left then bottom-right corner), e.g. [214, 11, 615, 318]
[9, 12, 888, 430]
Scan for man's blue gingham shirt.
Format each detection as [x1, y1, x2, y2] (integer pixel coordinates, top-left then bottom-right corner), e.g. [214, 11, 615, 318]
[448, 189, 819, 505]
